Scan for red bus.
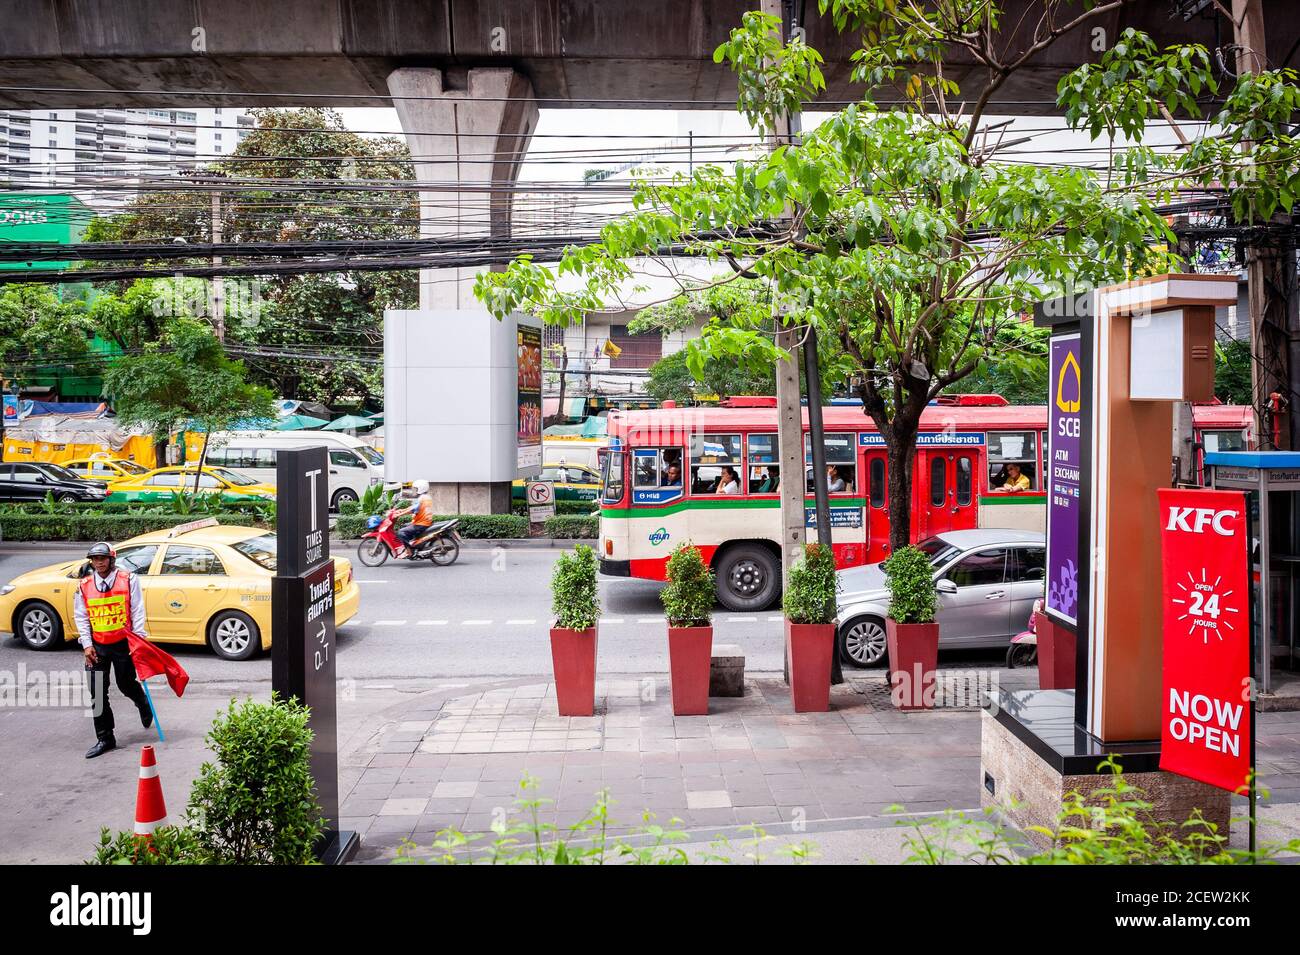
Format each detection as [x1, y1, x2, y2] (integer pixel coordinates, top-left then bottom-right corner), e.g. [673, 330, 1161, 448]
[596, 398, 1251, 610]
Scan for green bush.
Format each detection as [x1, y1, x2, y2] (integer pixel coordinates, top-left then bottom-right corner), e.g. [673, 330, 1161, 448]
[551, 543, 601, 631]
[661, 542, 714, 627]
[185, 696, 324, 865]
[544, 515, 598, 539]
[89, 696, 324, 865]
[512, 500, 596, 517]
[882, 545, 937, 624]
[91, 825, 210, 865]
[896, 758, 1300, 865]
[783, 543, 838, 624]
[0, 512, 259, 542]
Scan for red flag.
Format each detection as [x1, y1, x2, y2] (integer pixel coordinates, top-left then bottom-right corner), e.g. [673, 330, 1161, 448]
[126, 632, 190, 698]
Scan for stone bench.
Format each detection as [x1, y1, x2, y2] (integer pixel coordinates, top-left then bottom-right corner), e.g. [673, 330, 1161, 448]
[709, 643, 745, 697]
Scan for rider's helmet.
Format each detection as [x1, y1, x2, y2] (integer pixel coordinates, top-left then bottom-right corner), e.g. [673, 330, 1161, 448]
[414, 480, 430, 495]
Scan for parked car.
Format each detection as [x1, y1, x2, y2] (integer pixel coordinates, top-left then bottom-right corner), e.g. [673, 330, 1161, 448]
[512, 462, 601, 503]
[835, 529, 1046, 667]
[106, 466, 275, 504]
[63, 455, 152, 484]
[196, 430, 384, 511]
[0, 520, 361, 661]
[0, 462, 109, 503]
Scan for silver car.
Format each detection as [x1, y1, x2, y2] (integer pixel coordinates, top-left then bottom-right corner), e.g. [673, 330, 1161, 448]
[836, 529, 1046, 667]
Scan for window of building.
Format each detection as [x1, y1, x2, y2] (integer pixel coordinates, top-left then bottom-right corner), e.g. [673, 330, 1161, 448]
[987, 430, 1037, 492]
[607, 324, 662, 370]
[805, 432, 856, 493]
[690, 433, 742, 495]
[747, 433, 780, 494]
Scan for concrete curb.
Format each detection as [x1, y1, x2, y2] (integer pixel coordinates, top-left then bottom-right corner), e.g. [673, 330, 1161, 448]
[329, 537, 588, 550]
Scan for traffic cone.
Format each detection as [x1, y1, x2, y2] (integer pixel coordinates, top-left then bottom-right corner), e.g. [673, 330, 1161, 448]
[133, 744, 168, 837]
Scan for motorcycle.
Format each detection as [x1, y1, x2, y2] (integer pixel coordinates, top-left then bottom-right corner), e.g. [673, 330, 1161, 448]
[357, 508, 461, 567]
[1006, 597, 1042, 669]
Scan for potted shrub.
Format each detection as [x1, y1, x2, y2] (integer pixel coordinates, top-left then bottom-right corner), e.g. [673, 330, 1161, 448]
[782, 543, 838, 713]
[660, 542, 715, 716]
[549, 543, 602, 716]
[882, 545, 939, 710]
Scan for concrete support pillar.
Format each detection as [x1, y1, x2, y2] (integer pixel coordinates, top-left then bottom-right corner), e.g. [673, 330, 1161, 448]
[387, 67, 538, 310]
[383, 67, 539, 514]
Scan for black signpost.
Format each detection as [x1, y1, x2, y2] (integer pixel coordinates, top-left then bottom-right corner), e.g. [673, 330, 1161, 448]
[271, 445, 358, 865]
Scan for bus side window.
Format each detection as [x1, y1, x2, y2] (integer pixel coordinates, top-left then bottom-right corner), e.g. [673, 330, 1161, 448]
[805, 432, 857, 494]
[747, 434, 780, 494]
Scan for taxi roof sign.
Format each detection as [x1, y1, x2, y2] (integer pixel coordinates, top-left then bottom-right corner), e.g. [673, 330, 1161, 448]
[167, 517, 221, 537]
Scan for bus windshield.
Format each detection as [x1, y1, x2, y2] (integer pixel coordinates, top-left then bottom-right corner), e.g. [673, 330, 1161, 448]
[601, 451, 625, 503]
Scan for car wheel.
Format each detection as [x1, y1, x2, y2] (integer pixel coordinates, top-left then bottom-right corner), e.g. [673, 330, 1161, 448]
[58, 493, 78, 504]
[207, 610, 261, 661]
[713, 543, 780, 612]
[16, 601, 63, 650]
[331, 488, 358, 511]
[840, 615, 888, 668]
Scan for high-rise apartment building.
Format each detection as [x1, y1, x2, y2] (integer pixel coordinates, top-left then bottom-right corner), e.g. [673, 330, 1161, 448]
[0, 107, 254, 208]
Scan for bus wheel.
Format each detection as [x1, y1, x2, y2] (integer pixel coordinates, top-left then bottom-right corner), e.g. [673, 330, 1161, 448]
[714, 544, 780, 612]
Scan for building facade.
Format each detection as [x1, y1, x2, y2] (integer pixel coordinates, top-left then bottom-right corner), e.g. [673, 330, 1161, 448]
[0, 107, 253, 208]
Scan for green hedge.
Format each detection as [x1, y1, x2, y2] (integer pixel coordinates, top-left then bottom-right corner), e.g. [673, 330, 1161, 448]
[543, 515, 599, 539]
[0, 500, 271, 517]
[333, 512, 531, 540]
[0, 513, 260, 542]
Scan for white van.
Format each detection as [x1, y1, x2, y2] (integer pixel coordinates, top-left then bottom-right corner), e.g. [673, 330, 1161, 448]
[195, 430, 385, 510]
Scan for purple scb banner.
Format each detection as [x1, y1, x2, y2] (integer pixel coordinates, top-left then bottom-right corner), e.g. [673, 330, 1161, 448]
[1046, 334, 1082, 625]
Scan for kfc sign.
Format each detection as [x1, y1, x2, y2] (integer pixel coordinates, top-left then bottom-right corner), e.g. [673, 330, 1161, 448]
[1157, 488, 1252, 794]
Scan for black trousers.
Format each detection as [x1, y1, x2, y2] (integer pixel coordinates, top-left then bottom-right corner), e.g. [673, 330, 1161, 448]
[84, 638, 148, 740]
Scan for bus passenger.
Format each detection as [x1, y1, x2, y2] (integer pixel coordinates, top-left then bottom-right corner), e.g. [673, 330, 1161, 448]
[716, 466, 740, 495]
[827, 465, 847, 493]
[664, 462, 682, 487]
[995, 462, 1031, 493]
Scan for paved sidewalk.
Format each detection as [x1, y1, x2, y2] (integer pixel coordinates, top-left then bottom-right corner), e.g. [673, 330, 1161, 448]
[341, 669, 997, 862]
[343, 671, 1300, 863]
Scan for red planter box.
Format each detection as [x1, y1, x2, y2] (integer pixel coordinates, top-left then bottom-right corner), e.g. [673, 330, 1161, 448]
[549, 626, 598, 717]
[886, 619, 938, 710]
[1035, 612, 1077, 690]
[785, 620, 834, 712]
[667, 625, 712, 716]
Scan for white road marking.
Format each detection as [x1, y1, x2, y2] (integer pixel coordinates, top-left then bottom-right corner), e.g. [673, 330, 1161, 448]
[417, 620, 447, 626]
[373, 620, 407, 627]
[505, 619, 537, 625]
[463, 620, 491, 626]
[767, 616, 784, 622]
[356, 580, 390, 584]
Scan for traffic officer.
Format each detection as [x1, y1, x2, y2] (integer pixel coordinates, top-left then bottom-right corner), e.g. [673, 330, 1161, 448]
[74, 542, 152, 758]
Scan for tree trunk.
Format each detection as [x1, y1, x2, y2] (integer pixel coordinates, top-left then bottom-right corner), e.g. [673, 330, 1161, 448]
[885, 432, 916, 552]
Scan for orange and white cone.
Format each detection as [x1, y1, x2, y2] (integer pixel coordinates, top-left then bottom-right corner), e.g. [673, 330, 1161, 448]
[134, 744, 168, 837]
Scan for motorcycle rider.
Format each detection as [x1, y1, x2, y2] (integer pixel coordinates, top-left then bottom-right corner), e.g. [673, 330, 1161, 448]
[394, 480, 435, 558]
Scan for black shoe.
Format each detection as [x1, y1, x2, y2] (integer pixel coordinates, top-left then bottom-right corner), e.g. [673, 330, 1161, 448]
[85, 737, 116, 759]
[139, 706, 153, 730]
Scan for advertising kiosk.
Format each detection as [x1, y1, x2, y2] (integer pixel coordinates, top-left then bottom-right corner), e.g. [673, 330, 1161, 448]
[980, 275, 1241, 844]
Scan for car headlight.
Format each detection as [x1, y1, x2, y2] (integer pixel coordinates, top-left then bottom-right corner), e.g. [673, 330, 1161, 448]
[0, 585, 14, 596]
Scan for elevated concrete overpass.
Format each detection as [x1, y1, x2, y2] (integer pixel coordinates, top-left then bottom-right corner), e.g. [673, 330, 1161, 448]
[0, 1, 1293, 112]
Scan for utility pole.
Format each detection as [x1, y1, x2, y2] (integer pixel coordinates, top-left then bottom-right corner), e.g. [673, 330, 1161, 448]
[762, 0, 806, 588]
[210, 187, 225, 342]
[1233, 0, 1296, 449]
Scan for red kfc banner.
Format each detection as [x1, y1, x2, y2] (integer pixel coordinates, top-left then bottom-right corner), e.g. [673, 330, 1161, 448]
[1157, 488, 1252, 794]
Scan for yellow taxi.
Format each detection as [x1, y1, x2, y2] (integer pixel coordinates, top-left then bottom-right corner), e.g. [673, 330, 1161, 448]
[63, 455, 152, 485]
[0, 520, 360, 661]
[107, 465, 277, 504]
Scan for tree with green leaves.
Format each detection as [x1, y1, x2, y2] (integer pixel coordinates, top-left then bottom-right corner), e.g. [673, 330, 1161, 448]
[104, 321, 275, 491]
[476, 3, 1177, 549]
[0, 284, 98, 385]
[85, 108, 416, 403]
